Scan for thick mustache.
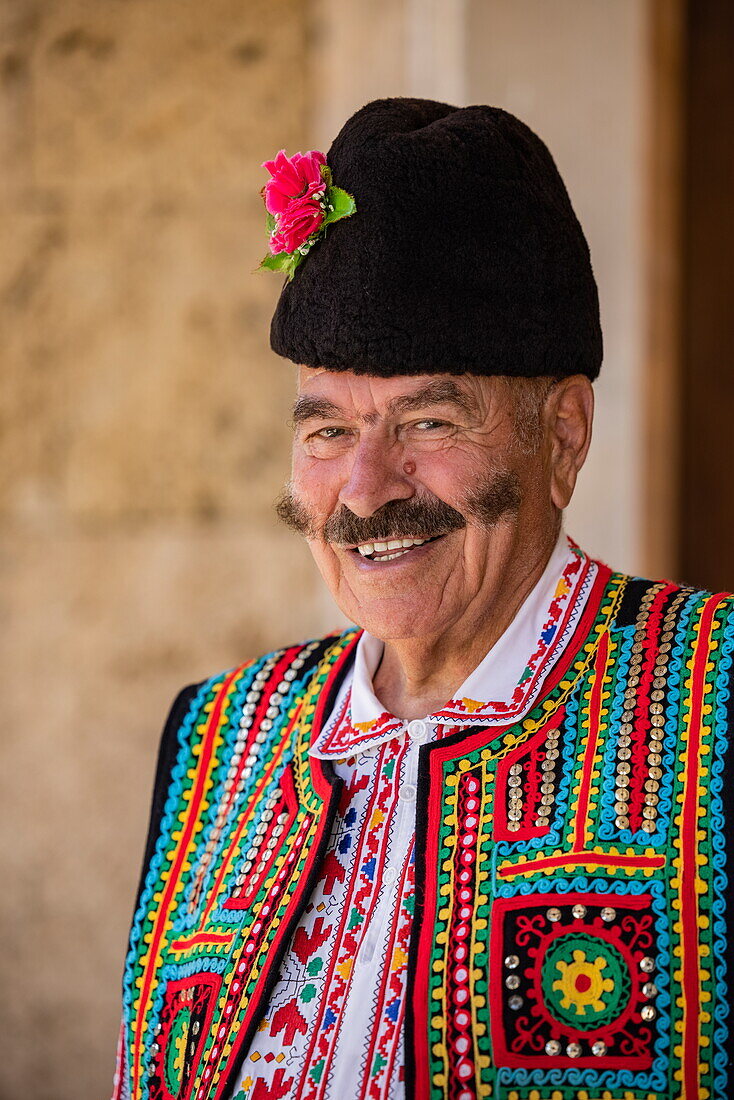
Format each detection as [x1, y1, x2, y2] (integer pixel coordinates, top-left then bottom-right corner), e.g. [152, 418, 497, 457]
[275, 486, 464, 542]
[323, 497, 466, 546]
[275, 471, 522, 542]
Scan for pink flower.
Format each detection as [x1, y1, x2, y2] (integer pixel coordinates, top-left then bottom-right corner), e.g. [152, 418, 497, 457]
[269, 194, 325, 254]
[261, 149, 326, 214]
[261, 149, 328, 254]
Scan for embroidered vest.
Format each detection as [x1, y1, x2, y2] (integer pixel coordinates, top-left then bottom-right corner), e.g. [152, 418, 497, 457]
[114, 565, 734, 1100]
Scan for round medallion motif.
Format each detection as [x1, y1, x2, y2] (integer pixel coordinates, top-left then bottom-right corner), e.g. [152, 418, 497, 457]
[541, 932, 630, 1030]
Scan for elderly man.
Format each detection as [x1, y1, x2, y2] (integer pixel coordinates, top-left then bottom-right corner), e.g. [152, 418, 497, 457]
[113, 99, 734, 1100]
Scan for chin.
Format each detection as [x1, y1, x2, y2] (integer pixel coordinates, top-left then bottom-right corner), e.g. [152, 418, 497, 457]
[337, 597, 440, 642]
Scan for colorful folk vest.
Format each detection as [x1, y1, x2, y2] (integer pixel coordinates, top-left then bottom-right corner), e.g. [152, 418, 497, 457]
[114, 563, 734, 1100]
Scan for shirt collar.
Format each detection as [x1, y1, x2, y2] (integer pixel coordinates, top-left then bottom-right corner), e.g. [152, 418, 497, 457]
[310, 531, 596, 759]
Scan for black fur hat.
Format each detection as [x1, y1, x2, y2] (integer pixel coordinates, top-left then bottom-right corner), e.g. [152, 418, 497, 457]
[269, 97, 602, 379]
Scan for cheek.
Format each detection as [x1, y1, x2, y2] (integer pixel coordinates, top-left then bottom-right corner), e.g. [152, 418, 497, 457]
[292, 455, 339, 511]
[305, 538, 343, 589]
[406, 448, 479, 505]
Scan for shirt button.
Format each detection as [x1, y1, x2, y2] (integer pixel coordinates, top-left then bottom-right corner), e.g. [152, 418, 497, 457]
[399, 783, 417, 802]
[407, 719, 428, 743]
[383, 866, 398, 885]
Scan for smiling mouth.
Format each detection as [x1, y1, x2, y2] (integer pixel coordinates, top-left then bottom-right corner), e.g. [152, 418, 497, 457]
[348, 535, 445, 562]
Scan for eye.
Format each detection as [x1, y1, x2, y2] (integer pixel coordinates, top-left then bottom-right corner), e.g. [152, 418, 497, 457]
[301, 424, 354, 457]
[413, 419, 448, 431]
[402, 418, 455, 441]
[310, 426, 347, 439]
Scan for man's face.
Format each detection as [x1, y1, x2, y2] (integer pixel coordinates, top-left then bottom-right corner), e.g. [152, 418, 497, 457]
[280, 367, 558, 642]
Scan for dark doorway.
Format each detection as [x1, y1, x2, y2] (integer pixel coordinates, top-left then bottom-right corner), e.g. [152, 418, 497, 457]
[679, 0, 734, 590]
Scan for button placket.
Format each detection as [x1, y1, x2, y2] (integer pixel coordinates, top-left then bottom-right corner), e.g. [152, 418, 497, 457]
[357, 735, 419, 965]
[407, 718, 429, 744]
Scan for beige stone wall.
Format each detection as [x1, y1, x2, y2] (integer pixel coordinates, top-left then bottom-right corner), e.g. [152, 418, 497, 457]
[467, 0, 650, 576]
[0, 3, 342, 1097]
[1, 3, 661, 1097]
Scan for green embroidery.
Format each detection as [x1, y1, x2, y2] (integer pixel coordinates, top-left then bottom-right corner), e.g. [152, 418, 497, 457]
[542, 932, 629, 1029]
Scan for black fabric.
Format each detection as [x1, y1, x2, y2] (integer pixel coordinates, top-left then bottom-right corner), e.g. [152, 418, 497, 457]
[130, 681, 205, 922]
[270, 96, 602, 380]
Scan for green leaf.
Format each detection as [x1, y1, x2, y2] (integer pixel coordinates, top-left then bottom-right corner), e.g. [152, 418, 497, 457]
[319, 163, 333, 189]
[265, 211, 277, 235]
[258, 246, 309, 281]
[322, 185, 356, 226]
[258, 251, 291, 273]
[285, 251, 305, 281]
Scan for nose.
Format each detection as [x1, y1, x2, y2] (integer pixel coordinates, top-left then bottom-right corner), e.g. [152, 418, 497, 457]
[338, 432, 414, 518]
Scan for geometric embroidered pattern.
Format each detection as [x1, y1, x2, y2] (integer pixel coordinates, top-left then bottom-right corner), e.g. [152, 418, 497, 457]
[408, 571, 734, 1099]
[114, 563, 734, 1100]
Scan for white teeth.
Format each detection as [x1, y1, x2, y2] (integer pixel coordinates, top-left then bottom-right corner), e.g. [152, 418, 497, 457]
[355, 536, 431, 559]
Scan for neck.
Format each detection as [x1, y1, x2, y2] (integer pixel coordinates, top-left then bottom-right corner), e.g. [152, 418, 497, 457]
[372, 524, 560, 721]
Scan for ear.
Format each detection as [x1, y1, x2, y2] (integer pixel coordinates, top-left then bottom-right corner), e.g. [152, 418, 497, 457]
[545, 375, 594, 509]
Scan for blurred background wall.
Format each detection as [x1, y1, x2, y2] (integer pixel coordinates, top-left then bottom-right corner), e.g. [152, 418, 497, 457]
[1, 1, 731, 1097]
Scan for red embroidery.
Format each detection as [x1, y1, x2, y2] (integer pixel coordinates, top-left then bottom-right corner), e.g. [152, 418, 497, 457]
[270, 999, 309, 1046]
[251, 1068, 294, 1100]
[445, 768, 482, 1096]
[493, 710, 565, 842]
[489, 892, 656, 1070]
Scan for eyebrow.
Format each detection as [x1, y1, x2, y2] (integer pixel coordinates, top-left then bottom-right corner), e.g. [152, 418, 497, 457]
[384, 379, 478, 417]
[291, 395, 343, 425]
[291, 379, 477, 426]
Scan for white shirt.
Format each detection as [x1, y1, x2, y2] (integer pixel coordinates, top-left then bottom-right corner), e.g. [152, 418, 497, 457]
[227, 532, 596, 1099]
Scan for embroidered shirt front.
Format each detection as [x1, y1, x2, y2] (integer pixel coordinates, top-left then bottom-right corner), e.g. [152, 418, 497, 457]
[226, 533, 597, 1099]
